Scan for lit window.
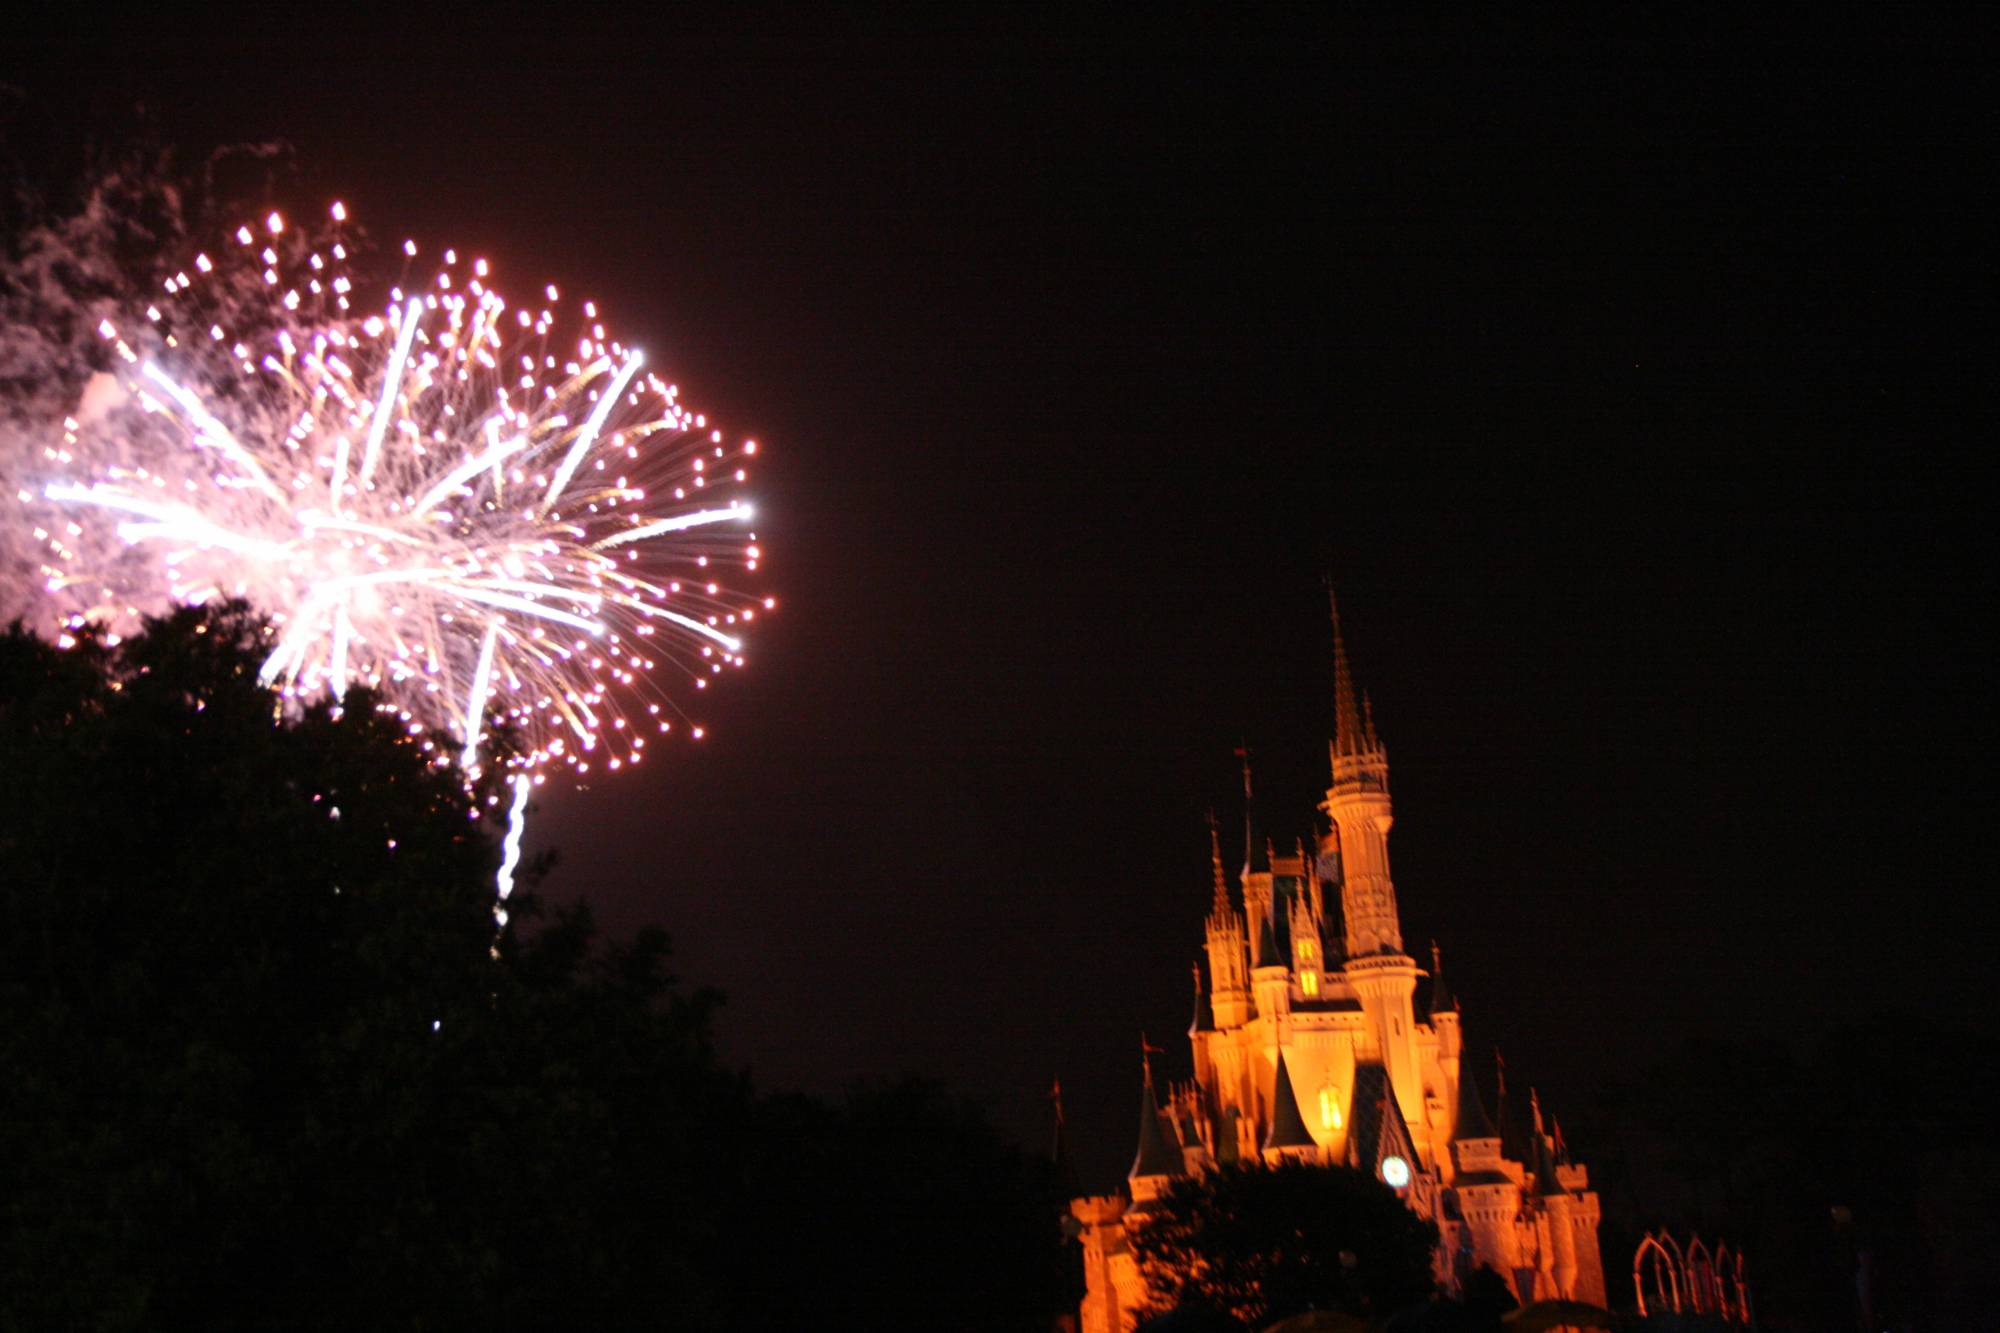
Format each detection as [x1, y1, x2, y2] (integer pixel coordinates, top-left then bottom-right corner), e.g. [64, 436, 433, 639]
[1319, 1087, 1343, 1131]
[1298, 939, 1315, 962]
[1301, 970, 1319, 997]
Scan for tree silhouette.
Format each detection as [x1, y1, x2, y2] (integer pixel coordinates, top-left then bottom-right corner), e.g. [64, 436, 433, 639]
[1130, 1162, 1438, 1327]
[0, 604, 1072, 1329]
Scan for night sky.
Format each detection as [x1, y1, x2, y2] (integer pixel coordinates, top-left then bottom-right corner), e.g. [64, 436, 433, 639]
[6, 14, 1985, 1190]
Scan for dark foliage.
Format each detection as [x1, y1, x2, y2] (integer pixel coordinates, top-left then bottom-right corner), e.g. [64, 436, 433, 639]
[1130, 1162, 1438, 1327]
[729, 1078, 1075, 1329]
[0, 606, 1068, 1330]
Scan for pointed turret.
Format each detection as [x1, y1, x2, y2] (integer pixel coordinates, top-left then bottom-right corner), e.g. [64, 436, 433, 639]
[1428, 940, 1457, 1016]
[1050, 1077, 1082, 1202]
[1189, 961, 1215, 1034]
[1263, 1052, 1317, 1152]
[1255, 912, 1281, 969]
[1533, 1121, 1569, 1198]
[1206, 814, 1230, 920]
[1131, 1047, 1184, 1183]
[1453, 1049, 1500, 1142]
[1330, 583, 1364, 758]
[1496, 1050, 1535, 1165]
[1345, 1061, 1419, 1178]
[1239, 748, 1269, 876]
[1203, 816, 1252, 1028]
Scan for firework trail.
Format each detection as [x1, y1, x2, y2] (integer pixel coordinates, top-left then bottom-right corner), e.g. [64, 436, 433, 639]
[5, 188, 768, 821]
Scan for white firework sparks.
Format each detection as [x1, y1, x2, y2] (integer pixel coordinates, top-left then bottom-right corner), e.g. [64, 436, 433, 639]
[15, 202, 769, 786]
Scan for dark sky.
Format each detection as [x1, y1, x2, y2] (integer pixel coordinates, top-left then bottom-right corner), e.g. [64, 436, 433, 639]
[6, 13, 1986, 1190]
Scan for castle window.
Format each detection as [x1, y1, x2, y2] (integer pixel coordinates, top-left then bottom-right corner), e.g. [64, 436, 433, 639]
[1301, 970, 1319, 997]
[1298, 939, 1315, 963]
[1319, 1086, 1343, 1131]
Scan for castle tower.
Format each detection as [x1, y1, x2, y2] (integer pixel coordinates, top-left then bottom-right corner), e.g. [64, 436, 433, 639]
[1448, 1051, 1523, 1292]
[1531, 1118, 1578, 1301]
[1324, 591, 1399, 956]
[1323, 591, 1423, 1141]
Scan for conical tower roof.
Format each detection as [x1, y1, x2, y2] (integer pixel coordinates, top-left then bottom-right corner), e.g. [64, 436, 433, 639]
[1453, 1049, 1499, 1141]
[1532, 1124, 1569, 1198]
[1428, 940, 1457, 1016]
[1130, 1080, 1185, 1180]
[1239, 748, 1269, 875]
[1346, 1061, 1418, 1175]
[1049, 1078, 1082, 1201]
[1495, 1050, 1533, 1163]
[1255, 911, 1282, 968]
[1329, 584, 1365, 757]
[1189, 961, 1215, 1034]
[1263, 1051, 1318, 1151]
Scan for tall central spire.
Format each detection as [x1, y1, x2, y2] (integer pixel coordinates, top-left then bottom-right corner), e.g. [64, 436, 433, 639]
[1329, 582, 1364, 757]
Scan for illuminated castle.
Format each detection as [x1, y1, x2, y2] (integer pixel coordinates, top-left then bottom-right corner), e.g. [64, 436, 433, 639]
[1069, 602, 1607, 1330]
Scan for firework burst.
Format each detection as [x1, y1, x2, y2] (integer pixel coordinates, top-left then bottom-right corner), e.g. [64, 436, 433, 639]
[16, 202, 767, 785]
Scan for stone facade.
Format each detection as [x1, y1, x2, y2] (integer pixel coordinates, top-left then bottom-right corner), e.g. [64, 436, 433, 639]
[1069, 605, 1607, 1330]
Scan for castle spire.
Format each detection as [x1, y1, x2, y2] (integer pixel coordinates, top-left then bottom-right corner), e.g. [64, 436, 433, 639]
[1429, 939, 1457, 1015]
[1189, 961, 1215, 1033]
[1453, 1043, 1500, 1140]
[1329, 581, 1364, 758]
[1131, 1038, 1184, 1182]
[1237, 745, 1267, 874]
[1049, 1077, 1081, 1200]
[1207, 812, 1230, 916]
[1532, 1118, 1569, 1198]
